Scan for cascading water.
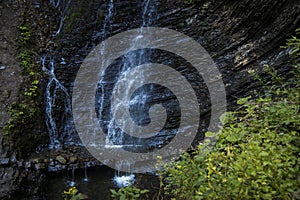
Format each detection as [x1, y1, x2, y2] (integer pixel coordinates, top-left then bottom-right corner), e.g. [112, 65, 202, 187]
[69, 164, 76, 187]
[49, 0, 71, 36]
[98, 0, 158, 149]
[92, 0, 114, 40]
[42, 56, 76, 149]
[45, 0, 164, 151]
[42, 0, 77, 149]
[93, 0, 161, 187]
[43, 0, 118, 150]
[83, 162, 89, 182]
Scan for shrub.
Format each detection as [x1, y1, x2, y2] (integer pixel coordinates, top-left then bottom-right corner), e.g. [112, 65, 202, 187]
[160, 30, 300, 199]
[110, 186, 149, 200]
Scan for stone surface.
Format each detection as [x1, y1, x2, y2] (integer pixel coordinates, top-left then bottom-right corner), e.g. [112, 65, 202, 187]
[69, 156, 78, 164]
[46, 0, 299, 148]
[0, 158, 9, 165]
[34, 163, 46, 170]
[0, 1, 24, 198]
[55, 155, 67, 165]
[0, 0, 22, 159]
[25, 161, 32, 168]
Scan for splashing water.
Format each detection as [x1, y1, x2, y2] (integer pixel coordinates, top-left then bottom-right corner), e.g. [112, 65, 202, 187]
[113, 174, 135, 188]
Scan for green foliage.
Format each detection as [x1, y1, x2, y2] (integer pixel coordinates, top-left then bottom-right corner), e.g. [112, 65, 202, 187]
[282, 28, 300, 54]
[3, 7, 42, 157]
[19, 50, 39, 97]
[110, 186, 149, 200]
[4, 49, 40, 135]
[18, 50, 35, 72]
[63, 187, 88, 200]
[3, 102, 37, 133]
[248, 64, 285, 87]
[160, 31, 300, 199]
[17, 25, 32, 45]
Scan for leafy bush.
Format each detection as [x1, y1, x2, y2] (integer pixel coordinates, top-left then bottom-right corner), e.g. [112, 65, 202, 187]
[110, 186, 149, 200]
[160, 31, 300, 199]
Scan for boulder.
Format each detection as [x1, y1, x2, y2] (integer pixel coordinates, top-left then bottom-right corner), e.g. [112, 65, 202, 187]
[55, 155, 67, 165]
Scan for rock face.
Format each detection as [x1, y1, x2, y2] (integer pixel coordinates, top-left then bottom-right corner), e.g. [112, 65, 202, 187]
[0, 0, 299, 199]
[48, 0, 299, 146]
[0, 1, 25, 199]
[0, 0, 23, 159]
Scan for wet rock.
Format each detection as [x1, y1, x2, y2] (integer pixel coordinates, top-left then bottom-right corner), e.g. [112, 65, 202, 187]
[48, 163, 64, 172]
[55, 155, 67, 165]
[85, 160, 102, 168]
[25, 161, 32, 168]
[17, 160, 23, 167]
[30, 158, 43, 164]
[0, 158, 9, 165]
[33, 1, 40, 8]
[34, 163, 46, 170]
[69, 156, 77, 164]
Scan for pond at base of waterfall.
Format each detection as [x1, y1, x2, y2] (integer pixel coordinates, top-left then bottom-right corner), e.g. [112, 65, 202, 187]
[41, 166, 159, 199]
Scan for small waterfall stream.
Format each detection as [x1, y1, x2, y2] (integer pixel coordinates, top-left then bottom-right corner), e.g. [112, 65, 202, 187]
[49, 0, 71, 36]
[83, 162, 89, 182]
[42, 0, 78, 149]
[42, 56, 75, 149]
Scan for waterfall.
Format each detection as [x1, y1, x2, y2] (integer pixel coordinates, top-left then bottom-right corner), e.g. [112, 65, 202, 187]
[83, 162, 88, 182]
[42, 56, 75, 149]
[45, 0, 161, 151]
[42, 0, 78, 149]
[94, 0, 159, 186]
[43, 0, 118, 150]
[98, 0, 158, 149]
[50, 0, 71, 36]
[45, 0, 175, 156]
[92, 0, 114, 40]
[69, 164, 76, 187]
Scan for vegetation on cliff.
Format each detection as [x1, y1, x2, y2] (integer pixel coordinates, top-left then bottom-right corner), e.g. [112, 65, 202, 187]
[3, 2, 50, 157]
[158, 29, 300, 199]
